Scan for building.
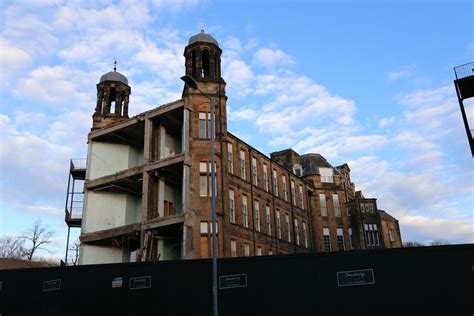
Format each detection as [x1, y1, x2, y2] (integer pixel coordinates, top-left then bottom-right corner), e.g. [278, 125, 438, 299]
[67, 31, 402, 265]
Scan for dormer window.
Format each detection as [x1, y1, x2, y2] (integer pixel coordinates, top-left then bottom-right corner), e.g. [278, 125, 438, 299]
[293, 164, 302, 177]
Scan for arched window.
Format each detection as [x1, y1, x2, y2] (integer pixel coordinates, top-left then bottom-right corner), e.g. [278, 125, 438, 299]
[202, 49, 209, 78]
[120, 90, 125, 116]
[191, 51, 197, 77]
[110, 87, 116, 114]
[214, 53, 219, 79]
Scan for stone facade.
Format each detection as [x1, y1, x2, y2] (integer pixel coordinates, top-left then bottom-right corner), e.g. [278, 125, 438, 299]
[78, 31, 402, 265]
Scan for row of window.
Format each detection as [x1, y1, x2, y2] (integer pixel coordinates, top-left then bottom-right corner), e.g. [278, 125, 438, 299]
[229, 189, 309, 248]
[323, 227, 353, 252]
[360, 202, 375, 212]
[227, 143, 305, 209]
[230, 240, 274, 257]
[319, 193, 342, 217]
[364, 224, 380, 246]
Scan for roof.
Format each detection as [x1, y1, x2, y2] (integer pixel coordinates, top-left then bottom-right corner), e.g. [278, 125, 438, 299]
[100, 70, 128, 85]
[299, 153, 333, 175]
[188, 30, 219, 47]
[378, 210, 398, 221]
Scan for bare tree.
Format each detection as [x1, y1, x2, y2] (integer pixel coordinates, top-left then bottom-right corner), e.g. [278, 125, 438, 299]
[429, 240, 451, 246]
[403, 241, 425, 247]
[0, 236, 26, 259]
[22, 219, 54, 261]
[68, 239, 80, 265]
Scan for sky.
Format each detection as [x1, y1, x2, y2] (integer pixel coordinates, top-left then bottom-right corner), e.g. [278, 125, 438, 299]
[0, 0, 473, 261]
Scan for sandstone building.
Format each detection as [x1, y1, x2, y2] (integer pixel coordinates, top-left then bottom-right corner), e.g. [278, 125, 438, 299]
[64, 31, 402, 265]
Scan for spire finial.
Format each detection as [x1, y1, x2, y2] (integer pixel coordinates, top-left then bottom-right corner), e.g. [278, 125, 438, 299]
[114, 59, 117, 72]
[201, 29, 204, 33]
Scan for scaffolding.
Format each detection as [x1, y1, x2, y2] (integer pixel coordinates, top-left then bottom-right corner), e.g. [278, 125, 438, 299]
[64, 158, 86, 265]
[453, 62, 474, 156]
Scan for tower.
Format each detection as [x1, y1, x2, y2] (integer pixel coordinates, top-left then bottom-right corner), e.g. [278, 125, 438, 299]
[184, 30, 223, 84]
[92, 63, 131, 130]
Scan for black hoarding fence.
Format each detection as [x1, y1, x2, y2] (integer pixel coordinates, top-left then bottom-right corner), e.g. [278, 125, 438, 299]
[0, 244, 472, 316]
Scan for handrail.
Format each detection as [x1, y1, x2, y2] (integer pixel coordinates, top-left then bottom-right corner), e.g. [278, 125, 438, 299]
[454, 62, 474, 80]
[70, 158, 87, 171]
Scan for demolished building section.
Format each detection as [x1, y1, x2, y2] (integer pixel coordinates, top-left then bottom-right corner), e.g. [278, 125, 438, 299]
[68, 31, 402, 265]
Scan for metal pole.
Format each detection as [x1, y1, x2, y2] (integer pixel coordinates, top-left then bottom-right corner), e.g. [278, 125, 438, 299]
[454, 81, 474, 156]
[210, 96, 218, 316]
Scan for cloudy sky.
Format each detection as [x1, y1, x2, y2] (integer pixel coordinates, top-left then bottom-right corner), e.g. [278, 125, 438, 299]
[0, 0, 472, 261]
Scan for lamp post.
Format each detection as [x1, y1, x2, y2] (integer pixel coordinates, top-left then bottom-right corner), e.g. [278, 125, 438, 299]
[181, 75, 218, 316]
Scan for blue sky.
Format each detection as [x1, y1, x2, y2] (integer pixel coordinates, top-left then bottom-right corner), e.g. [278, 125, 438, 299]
[0, 0, 472, 261]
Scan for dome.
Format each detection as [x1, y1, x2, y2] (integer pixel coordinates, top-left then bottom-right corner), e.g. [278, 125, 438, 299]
[100, 70, 128, 85]
[188, 30, 219, 47]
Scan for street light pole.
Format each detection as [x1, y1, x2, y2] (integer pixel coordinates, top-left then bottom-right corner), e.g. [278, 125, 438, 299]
[181, 75, 218, 316]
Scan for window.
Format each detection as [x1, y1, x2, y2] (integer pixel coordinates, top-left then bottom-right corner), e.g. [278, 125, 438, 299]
[365, 224, 372, 245]
[230, 240, 237, 257]
[200, 162, 216, 197]
[373, 224, 380, 245]
[389, 229, 395, 242]
[282, 176, 287, 201]
[229, 190, 235, 224]
[368, 203, 374, 212]
[273, 170, 278, 196]
[199, 112, 207, 138]
[256, 247, 262, 256]
[242, 196, 248, 228]
[323, 228, 331, 252]
[263, 163, 269, 191]
[252, 157, 257, 185]
[319, 167, 334, 183]
[293, 164, 302, 177]
[198, 112, 213, 139]
[200, 222, 208, 234]
[227, 143, 233, 174]
[291, 180, 296, 205]
[348, 228, 353, 249]
[333, 194, 341, 217]
[244, 243, 250, 256]
[319, 194, 327, 216]
[303, 222, 308, 248]
[276, 210, 281, 239]
[199, 162, 208, 197]
[268, 250, 273, 255]
[299, 185, 304, 210]
[285, 214, 291, 242]
[294, 219, 300, 246]
[265, 206, 271, 236]
[240, 150, 246, 180]
[254, 201, 260, 232]
[337, 228, 345, 251]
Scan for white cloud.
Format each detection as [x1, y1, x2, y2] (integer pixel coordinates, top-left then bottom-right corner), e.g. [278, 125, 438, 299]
[151, 0, 201, 11]
[253, 48, 293, 68]
[388, 64, 415, 80]
[0, 114, 75, 210]
[133, 40, 184, 80]
[399, 215, 473, 244]
[229, 108, 258, 121]
[0, 40, 32, 84]
[254, 74, 355, 135]
[131, 80, 182, 115]
[223, 59, 253, 93]
[398, 85, 453, 107]
[14, 66, 95, 106]
[378, 116, 396, 128]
